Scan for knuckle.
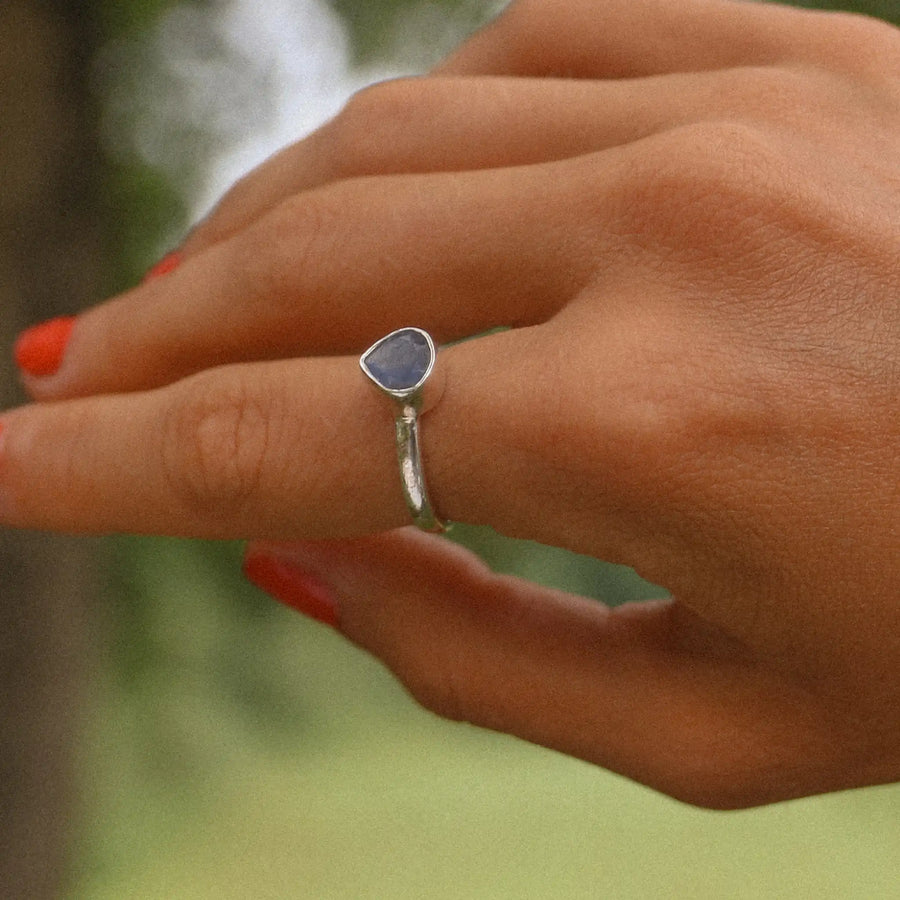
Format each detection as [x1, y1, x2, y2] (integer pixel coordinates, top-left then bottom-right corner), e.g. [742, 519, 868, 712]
[607, 122, 790, 250]
[816, 12, 900, 81]
[491, 0, 566, 71]
[162, 373, 272, 520]
[561, 320, 765, 520]
[726, 65, 830, 123]
[650, 121, 782, 200]
[656, 757, 768, 811]
[403, 665, 473, 726]
[325, 77, 432, 178]
[239, 188, 342, 305]
[651, 722, 840, 811]
[386, 614, 496, 728]
[194, 173, 255, 245]
[390, 635, 477, 725]
[498, 0, 555, 42]
[576, 347, 697, 486]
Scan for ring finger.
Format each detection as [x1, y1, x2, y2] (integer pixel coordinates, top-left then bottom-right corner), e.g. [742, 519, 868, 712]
[0, 327, 559, 541]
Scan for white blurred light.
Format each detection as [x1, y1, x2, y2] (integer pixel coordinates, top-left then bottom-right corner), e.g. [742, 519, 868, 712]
[184, 0, 399, 218]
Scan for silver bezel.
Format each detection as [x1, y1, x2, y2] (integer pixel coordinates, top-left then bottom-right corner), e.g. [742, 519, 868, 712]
[359, 326, 436, 405]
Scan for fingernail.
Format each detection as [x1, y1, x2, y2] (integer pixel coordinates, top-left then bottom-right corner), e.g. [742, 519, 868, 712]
[142, 250, 183, 282]
[14, 316, 76, 378]
[242, 550, 340, 629]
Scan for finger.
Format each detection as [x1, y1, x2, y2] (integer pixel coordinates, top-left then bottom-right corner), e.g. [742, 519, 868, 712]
[242, 530, 871, 808]
[0, 356, 409, 538]
[167, 2, 894, 265]
[435, 0, 877, 78]
[176, 69, 747, 256]
[0, 330, 546, 539]
[1, 320, 687, 547]
[26, 158, 600, 400]
[181, 74, 673, 257]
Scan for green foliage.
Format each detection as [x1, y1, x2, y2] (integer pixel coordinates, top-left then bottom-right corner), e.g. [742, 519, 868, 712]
[100, 160, 187, 293]
[325, 0, 491, 61]
[94, 0, 193, 290]
[783, 0, 899, 24]
[96, 0, 206, 36]
[452, 524, 660, 603]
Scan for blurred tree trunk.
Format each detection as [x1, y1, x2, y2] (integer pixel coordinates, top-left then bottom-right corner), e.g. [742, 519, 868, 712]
[0, 1, 102, 896]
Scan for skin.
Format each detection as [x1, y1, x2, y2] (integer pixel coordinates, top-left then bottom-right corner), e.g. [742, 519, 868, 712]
[2, 0, 899, 807]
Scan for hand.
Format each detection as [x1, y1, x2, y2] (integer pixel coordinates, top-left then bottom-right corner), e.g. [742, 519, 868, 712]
[4, 0, 899, 807]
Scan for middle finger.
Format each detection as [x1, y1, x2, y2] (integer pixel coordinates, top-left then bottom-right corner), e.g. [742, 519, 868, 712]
[35, 156, 605, 399]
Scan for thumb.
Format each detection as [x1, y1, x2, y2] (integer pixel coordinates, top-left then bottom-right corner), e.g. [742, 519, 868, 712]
[242, 530, 855, 809]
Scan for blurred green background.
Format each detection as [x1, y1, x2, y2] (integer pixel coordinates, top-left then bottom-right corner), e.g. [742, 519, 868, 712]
[1, 1, 897, 897]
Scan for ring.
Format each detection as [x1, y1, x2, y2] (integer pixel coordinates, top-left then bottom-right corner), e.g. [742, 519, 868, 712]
[360, 327, 447, 533]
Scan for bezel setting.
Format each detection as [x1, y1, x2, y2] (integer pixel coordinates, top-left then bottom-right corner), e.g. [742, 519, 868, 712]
[359, 327, 436, 403]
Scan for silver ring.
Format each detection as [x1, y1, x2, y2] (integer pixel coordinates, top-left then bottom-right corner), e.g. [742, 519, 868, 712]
[360, 327, 447, 533]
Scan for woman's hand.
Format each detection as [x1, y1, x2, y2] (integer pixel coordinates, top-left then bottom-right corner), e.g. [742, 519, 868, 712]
[4, 0, 899, 807]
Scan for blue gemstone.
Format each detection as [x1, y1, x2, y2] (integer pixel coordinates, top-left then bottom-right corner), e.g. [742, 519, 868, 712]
[363, 328, 433, 391]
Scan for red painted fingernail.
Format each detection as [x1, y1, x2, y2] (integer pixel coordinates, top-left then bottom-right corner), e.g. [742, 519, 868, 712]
[242, 551, 339, 629]
[142, 250, 183, 282]
[14, 316, 76, 378]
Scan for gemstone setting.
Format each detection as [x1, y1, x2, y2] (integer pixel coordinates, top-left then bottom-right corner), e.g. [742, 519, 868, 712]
[360, 327, 435, 395]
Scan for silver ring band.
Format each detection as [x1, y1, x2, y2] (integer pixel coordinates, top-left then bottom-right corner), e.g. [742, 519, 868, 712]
[360, 327, 446, 532]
